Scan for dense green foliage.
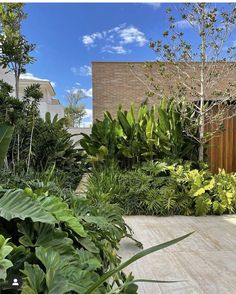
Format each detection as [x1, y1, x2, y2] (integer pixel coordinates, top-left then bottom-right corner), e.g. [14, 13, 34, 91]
[0, 5, 194, 292]
[0, 125, 191, 293]
[0, 170, 192, 293]
[80, 98, 199, 168]
[87, 160, 236, 216]
[0, 179, 127, 293]
[0, 80, 86, 189]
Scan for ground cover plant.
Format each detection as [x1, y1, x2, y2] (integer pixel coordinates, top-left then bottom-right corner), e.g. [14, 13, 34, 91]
[87, 160, 236, 216]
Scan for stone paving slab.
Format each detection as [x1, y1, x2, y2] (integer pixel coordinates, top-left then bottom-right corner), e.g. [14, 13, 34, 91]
[119, 215, 236, 294]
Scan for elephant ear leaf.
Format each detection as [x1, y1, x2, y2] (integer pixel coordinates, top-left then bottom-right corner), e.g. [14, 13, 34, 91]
[0, 190, 56, 224]
[38, 196, 87, 237]
[0, 124, 14, 167]
[21, 262, 45, 294]
[0, 235, 13, 281]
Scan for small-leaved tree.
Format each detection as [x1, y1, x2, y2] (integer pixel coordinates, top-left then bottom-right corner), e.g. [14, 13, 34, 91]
[0, 3, 35, 99]
[65, 89, 86, 127]
[131, 3, 236, 161]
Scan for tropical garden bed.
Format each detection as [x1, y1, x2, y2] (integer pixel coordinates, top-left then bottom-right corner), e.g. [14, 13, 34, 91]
[1, 2, 236, 293]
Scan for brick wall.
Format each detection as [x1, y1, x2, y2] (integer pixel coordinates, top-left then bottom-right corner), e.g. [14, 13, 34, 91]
[92, 61, 236, 121]
[92, 62, 148, 121]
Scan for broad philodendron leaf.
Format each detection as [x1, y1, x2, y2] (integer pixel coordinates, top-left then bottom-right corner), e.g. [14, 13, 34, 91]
[38, 196, 87, 237]
[85, 232, 193, 293]
[77, 249, 101, 271]
[21, 263, 45, 294]
[0, 124, 14, 167]
[0, 190, 56, 224]
[33, 247, 99, 294]
[18, 222, 75, 255]
[77, 236, 99, 253]
[0, 235, 13, 281]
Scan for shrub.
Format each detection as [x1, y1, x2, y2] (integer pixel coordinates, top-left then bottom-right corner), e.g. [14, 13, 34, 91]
[0, 80, 86, 188]
[87, 160, 236, 216]
[0, 180, 131, 293]
[80, 98, 199, 169]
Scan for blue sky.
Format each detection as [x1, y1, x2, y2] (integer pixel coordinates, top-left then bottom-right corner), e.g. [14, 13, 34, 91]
[21, 3, 236, 126]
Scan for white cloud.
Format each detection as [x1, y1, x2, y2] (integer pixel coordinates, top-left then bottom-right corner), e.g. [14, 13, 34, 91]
[119, 26, 147, 46]
[80, 121, 92, 127]
[82, 24, 147, 54]
[80, 65, 92, 76]
[67, 87, 92, 98]
[81, 88, 92, 97]
[145, 3, 161, 10]
[71, 65, 91, 76]
[81, 108, 93, 127]
[108, 23, 126, 34]
[82, 32, 103, 46]
[82, 35, 94, 45]
[84, 108, 93, 120]
[50, 81, 56, 88]
[91, 32, 103, 39]
[102, 45, 128, 54]
[174, 19, 196, 29]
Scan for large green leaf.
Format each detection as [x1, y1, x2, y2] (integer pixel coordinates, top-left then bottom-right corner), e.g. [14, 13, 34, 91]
[38, 196, 87, 237]
[0, 190, 56, 224]
[34, 247, 100, 294]
[146, 118, 154, 140]
[18, 222, 75, 255]
[158, 108, 170, 132]
[0, 124, 14, 167]
[0, 235, 13, 281]
[21, 263, 45, 294]
[117, 111, 132, 137]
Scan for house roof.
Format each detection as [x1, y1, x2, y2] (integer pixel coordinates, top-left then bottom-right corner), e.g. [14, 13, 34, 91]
[19, 78, 56, 97]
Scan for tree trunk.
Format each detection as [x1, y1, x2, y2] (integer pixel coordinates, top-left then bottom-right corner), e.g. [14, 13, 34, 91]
[27, 115, 35, 173]
[15, 72, 19, 99]
[17, 132, 20, 164]
[199, 3, 206, 162]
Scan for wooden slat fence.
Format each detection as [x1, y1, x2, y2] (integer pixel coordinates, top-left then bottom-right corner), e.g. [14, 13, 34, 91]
[207, 107, 236, 173]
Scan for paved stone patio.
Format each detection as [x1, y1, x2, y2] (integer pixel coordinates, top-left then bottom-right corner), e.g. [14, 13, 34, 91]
[119, 215, 236, 294]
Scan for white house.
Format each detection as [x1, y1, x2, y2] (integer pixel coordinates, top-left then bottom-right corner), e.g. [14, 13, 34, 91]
[0, 67, 64, 119]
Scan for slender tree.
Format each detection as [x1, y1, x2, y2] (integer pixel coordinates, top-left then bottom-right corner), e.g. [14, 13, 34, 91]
[0, 3, 35, 99]
[23, 84, 43, 173]
[130, 3, 236, 161]
[65, 90, 86, 127]
[0, 3, 26, 32]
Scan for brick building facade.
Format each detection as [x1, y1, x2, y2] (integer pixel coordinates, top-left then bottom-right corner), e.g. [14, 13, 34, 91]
[92, 61, 236, 121]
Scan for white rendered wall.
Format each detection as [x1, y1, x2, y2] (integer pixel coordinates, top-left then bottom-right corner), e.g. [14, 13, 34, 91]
[68, 127, 91, 145]
[0, 68, 64, 120]
[47, 104, 64, 119]
[0, 67, 15, 95]
[38, 101, 49, 119]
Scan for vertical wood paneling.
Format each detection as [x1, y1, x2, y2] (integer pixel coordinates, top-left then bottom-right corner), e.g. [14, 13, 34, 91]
[207, 107, 236, 173]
